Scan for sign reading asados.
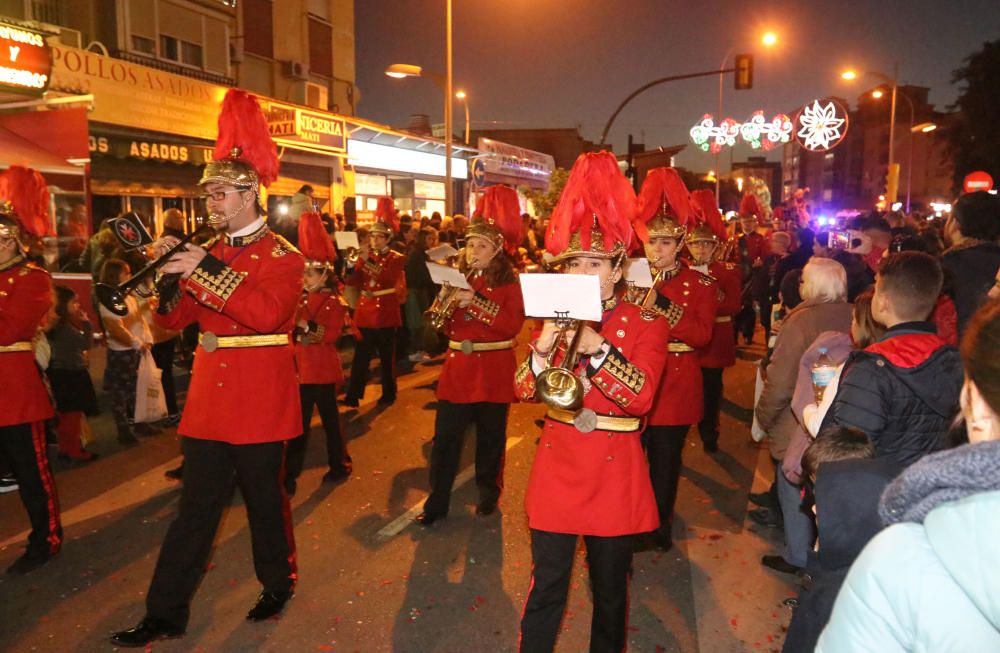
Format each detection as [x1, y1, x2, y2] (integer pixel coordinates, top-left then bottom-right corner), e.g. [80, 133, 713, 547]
[264, 101, 347, 155]
[0, 21, 51, 94]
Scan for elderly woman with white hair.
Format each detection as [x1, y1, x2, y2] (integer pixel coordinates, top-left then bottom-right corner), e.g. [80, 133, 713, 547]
[754, 257, 855, 575]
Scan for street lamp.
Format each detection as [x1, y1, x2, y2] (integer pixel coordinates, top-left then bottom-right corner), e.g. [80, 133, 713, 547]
[716, 30, 779, 201]
[842, 65, 900, 208]
[455, 90, 470, 145]
[868, 83, 931, 212]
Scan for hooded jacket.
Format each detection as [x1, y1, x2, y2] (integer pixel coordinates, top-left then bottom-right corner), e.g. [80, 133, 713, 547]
[782, 458, 901, 653]
[819, 322, 962, 468]
[817, 442, 1000, 652]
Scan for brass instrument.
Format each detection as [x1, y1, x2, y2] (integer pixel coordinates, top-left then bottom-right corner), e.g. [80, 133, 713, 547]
[638, 268, 665, 308]
[343, 246, 361, 267]
[424, 266, 476, 332]
[95, 225, 221, 317]
[535, 317, 586, 411]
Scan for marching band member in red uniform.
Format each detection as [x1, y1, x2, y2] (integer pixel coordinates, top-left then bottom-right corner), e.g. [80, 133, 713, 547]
[516, 152, 670, 653]
[0, 166, 61, 575]
[730, 193, 770, 344]
[113, 90, 303, 647]
[688, 190, 742, 453]
[344, 196, 407, 406]
[284, 212, 356, 496]
[417, 185, 525, 526]
[633, 168, 718, 552]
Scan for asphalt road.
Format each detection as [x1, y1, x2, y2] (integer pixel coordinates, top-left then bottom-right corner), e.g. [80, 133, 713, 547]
[0, 339, 795, 652]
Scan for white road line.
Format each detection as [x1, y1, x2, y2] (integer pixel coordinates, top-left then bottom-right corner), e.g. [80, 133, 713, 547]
[375, 435, 525, 540]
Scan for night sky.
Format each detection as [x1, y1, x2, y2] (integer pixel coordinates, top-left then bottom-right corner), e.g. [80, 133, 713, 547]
[355, 0, 998, 172]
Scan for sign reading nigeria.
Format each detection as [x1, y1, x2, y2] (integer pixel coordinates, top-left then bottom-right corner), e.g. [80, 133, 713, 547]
[264, 101, 347, 155]
[0, 21, 51, 94]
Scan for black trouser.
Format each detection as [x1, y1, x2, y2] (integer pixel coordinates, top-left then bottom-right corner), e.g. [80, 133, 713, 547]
[145, 437, 295, 629]
[286, 383, 351, 485]
[520, 529, 634, 653]
[0, 422, 61, 557]
[396, 305, 410, 361]
[423, 400, 509, 517]
[698, 367, 724, 448]
[735, 302, 756, 341]
[346, 327, 397, 401]
[642, 424, 689, 541]
[151, 338, 178, 415]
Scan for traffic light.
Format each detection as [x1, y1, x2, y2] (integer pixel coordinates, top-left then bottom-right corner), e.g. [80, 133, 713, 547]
[734, 54, 753, 90]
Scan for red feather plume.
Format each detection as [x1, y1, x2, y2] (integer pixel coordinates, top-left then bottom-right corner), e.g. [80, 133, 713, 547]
[297, 211, 336, 264]
[0, 165, 52, 237]
[690, 189, 727, 241]
[545, 151, 636, 256]
[739, 193, 763, 219]
[214, 89, 280, 187]
[473, 185, 524, 254]
[374, 196, 399, 231]
[633, 167, 693, 242]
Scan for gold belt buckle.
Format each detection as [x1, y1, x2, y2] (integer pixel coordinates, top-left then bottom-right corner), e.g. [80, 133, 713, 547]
[201, 331, 218, 353]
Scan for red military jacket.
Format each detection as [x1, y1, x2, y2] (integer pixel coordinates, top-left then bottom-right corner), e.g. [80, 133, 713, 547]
[155, 224, 304, 444]
[438, 272, 525, 404]
[515, 298, 669, 537]
[695, 260, 741, 369]
[347, 247, 406, 329]
[0, 255, 54, 426]
[294, 289, 354, 386]
[646, 265, 718, 426]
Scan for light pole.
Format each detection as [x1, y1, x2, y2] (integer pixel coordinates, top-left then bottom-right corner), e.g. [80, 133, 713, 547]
[716, 31, 778, 202]
[842, 64, 900, 206]
[456, 90, 470, 145]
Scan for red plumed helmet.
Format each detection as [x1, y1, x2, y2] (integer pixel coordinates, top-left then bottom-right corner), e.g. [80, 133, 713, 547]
[633, 167, 693, 242]
[689, 189, 727, 242]
[471, 185, 524, 255]
[545, 151, 636, 261]
[371, 196, 399, 235]
[298, 211, 336, 267]
[200, 89, 280, 191]
[0, 165, 52, 238]
[738, 193, 764, 220]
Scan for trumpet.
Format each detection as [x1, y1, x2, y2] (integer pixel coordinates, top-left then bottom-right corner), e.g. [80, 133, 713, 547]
[343, 246, 361, 267]
[424, 266, 476, 332]
[535, 317, 586, 411]
[95, 225, 222, 317]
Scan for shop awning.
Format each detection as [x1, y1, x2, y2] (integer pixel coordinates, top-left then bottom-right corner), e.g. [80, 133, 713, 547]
[0, 106, 89, 176]
[0, 125, 83, 175]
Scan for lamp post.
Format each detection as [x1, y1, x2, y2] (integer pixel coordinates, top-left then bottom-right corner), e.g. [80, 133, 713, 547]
[842, 64, 901, 207]
[385, 61, 455, 215]
[455, 90, 470, 145]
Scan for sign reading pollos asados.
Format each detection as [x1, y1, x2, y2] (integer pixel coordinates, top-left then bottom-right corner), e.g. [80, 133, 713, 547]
[0, 21, 51, 93]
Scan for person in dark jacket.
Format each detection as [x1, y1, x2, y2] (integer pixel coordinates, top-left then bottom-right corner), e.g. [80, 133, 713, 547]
[782, 430, 902, 653]
[941, 190, 1000, 337]
[820, 252, 963, 468]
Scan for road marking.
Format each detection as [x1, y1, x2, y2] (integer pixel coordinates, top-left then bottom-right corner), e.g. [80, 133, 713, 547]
[375, 435, 525, 540]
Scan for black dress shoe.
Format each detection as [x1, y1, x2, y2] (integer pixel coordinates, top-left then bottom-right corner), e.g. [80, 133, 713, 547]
[6, 550, 55, 575]
[761, 554, 803, 576]
[475, 501, 497, 516]
[415, 511, 443, 526]
[653, 532, 673, 552]
[164, 465, 184, 481]
[748, 490, 778, 510]
[110, 617, 184, 647]
[703, 440, 719, 453]
[377, 395, 396, 406]
[342, 397, 360, 408]
[246, 590, 293, 621]
[323, 467, 351, 483]
[284, 480, 297, 497]
[748, 507, 783, 528]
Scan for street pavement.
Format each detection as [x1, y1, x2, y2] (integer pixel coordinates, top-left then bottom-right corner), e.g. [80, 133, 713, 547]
[0, 337, 796, 652]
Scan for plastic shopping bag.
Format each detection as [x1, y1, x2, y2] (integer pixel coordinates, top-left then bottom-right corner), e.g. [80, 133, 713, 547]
[750, 363, 767, 442]
[135, 349, 167, 423]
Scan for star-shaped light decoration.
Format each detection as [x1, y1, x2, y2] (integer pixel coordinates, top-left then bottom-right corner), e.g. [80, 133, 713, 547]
[795, 100, 848, 152]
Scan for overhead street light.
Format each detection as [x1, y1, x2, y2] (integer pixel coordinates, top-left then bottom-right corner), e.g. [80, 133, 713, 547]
[842, 65, 901, 207]
[913, 122, 937, 133]
[455, 90, 471, 145]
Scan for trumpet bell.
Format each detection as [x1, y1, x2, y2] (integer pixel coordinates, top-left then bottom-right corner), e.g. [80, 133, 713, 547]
[536, 367, 584, 411]
[95, 283, 129, 317]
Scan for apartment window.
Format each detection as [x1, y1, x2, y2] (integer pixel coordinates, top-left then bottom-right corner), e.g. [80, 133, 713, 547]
[244, 0, 274, 59]
[181, 41, 203, 67]
[308, 17, 332, 77]
[160, 35, 203, 67]
[27, 0, 62, 23]
[132, 35, 156, 55]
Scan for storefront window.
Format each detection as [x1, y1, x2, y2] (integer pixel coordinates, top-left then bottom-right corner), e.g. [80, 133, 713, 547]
[44, 191, 89, 273]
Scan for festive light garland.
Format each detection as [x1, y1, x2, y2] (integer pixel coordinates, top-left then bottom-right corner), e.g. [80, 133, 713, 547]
[690, 102, 847, 153]
[794, 99, 849, 152]
[689, 115, 740, 153]
[739, 111, 793, 151]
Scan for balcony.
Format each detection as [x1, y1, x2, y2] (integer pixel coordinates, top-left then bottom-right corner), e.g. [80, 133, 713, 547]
[112, 50, 234, 86]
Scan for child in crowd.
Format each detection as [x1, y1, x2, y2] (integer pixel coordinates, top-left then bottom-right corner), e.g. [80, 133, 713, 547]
[45, 286, 99, 462]
[98, 259, 153, 444]
[820, 252, 962, 468]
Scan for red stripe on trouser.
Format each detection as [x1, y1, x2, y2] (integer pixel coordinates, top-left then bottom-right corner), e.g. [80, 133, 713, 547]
[279, 441, 298, 588]
[517, 567, 537, 652]
[30, 421, 62, 554]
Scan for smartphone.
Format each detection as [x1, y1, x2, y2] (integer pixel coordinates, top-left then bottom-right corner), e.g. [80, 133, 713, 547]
[828, 230, 851, 249]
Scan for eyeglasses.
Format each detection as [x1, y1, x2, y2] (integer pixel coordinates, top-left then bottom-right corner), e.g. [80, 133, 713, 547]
[199, 189, 246, 202]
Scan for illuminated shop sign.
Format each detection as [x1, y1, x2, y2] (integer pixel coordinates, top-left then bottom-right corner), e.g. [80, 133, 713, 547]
[347, 139, 469, 180]
[0, 21, 51, 93]
[264, 101, 347, 155]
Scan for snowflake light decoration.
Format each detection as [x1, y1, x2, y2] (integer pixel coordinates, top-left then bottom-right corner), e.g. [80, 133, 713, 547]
[794, 99, 848, 152]
[740, 111, 793, 151]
